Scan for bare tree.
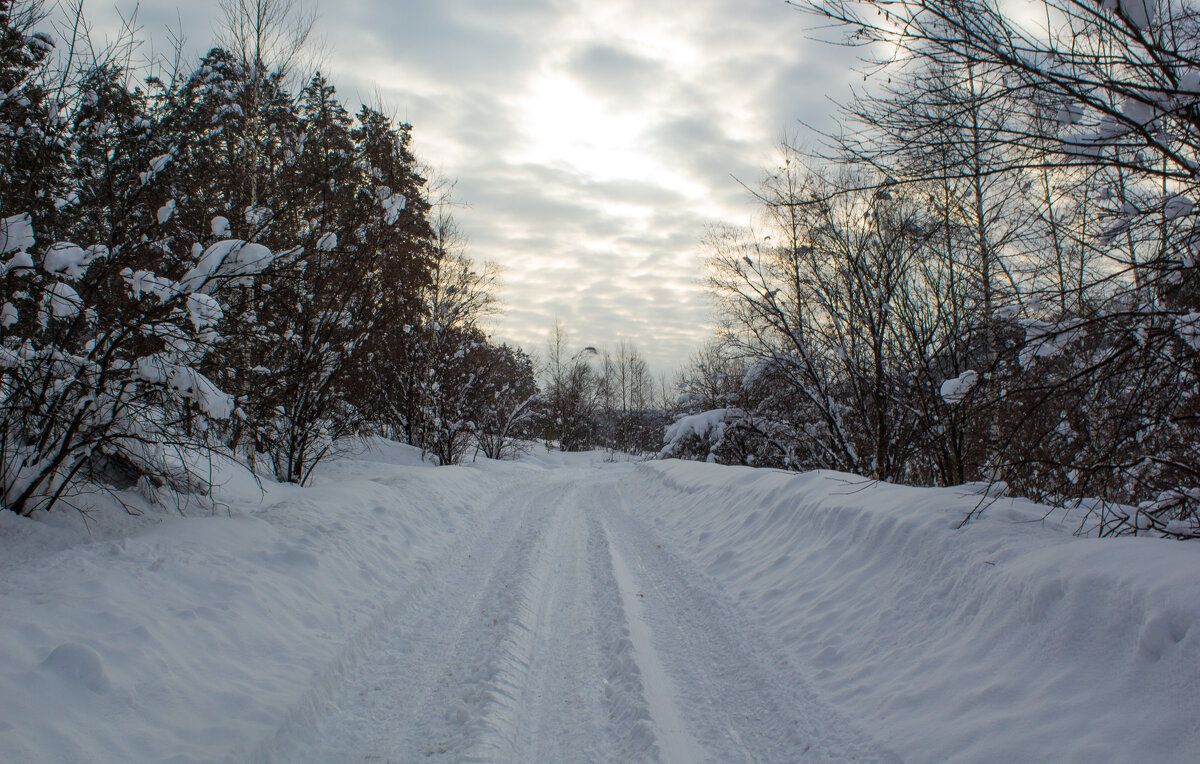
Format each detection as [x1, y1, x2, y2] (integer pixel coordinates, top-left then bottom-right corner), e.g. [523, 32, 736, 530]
[792, 0, 1200, 535]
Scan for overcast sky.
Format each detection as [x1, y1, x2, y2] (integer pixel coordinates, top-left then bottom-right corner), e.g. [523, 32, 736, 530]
[86, 0, 857, 374]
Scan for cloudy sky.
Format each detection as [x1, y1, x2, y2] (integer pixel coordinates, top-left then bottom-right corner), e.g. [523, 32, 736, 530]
[88, 0, 856, 374]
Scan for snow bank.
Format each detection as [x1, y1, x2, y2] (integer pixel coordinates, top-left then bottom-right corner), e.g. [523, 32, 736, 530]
[624, 461, 1200, 763]
[0, 438, 511, 763]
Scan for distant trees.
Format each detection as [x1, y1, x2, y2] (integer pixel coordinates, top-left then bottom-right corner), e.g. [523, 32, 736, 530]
[540, 321, 600, 451]
[596, 341, 662, 454]
[471, 341, 539, 460]
[0, 1, 538, 514]
[536, 321, 666, 455]
[672, 0, 1200, 537]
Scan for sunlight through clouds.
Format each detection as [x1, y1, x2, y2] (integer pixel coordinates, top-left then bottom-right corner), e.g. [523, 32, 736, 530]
[84, 0, 857, 373]
[516, 72, 660, 181]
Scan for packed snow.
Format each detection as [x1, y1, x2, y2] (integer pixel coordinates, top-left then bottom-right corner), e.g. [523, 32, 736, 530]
[0, 444, 1197, 762]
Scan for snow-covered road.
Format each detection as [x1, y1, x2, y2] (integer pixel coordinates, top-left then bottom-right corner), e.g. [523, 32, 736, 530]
[270, 467, 894, 763]
[3, 441, 1198, 763]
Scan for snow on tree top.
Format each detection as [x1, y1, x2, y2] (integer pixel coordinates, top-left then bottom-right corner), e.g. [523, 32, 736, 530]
[1, 213, 35, 255]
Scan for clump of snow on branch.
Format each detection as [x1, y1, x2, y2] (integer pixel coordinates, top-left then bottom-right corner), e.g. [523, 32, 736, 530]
[44, 282, 82, 319]
[42, 243, 105, 280]
[186, 293, 223, 330]
[1019, 320, 1086, 368]
[1179, 312, 1200, 351]
[122, 269, 177, 302]
[243, 206, 270, 227]
[135, 356, 234, 419]
[378, 187, 406, 224]
[662, 409, 732, 459]
[179, 240, 276, 293]
[1, 213, 35, 255]
[940, 370, 978, 404]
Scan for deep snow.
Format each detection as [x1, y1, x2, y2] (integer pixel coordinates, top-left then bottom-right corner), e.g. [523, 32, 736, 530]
[0, 442, 1197, 762]
[627, 461, 1200, 762]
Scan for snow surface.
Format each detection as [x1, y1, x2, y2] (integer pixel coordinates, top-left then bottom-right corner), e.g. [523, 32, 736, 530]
[627, 461, 1200, 762]
[1, 445, 1197, 762]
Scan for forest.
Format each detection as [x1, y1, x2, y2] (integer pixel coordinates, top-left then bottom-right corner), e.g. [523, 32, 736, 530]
[3, 0, 1199, 540]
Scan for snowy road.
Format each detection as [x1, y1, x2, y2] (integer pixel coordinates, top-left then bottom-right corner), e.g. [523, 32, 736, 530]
[263, 466, 894, 763]
[5, 445, 1198, 762]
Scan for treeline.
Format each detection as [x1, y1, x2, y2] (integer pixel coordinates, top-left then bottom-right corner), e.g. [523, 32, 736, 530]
[0, 0, 536, 515]
[538, 322, 670, 456]
[668, 0, 1200, 538]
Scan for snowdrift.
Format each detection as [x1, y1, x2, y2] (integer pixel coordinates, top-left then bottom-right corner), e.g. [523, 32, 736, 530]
[0, 439, 525, 763]
[624, 460, 1200, 762]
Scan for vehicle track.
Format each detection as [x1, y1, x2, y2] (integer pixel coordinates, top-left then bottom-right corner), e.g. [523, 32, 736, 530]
[598, 481, 900, 763]
[259, 467, 894, 763]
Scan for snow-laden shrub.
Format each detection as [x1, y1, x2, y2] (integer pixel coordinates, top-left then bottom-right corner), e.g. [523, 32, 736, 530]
[0, 213, 277, 515]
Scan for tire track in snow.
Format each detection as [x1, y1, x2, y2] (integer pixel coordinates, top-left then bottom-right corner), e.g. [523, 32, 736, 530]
[599, 482, 900, 763]
[260, 467, 896, 763]
[274, 473, 655, 763]
[584, 504, 661, 763]
[463, 483, 583, 761]
[605, 521, 707, 763]
[468, 477, 664, 763]
[274, 479, 563, 763]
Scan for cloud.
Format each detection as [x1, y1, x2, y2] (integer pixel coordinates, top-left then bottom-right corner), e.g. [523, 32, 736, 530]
[82, 0, 859, 375]
[567, 43, 660, 100]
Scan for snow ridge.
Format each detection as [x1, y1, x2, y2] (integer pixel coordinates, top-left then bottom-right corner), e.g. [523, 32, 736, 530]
[628, 460, 1200, 763]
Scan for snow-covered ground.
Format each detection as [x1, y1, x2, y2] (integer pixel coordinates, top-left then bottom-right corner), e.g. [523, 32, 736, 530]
[1, 442, 1197, 762]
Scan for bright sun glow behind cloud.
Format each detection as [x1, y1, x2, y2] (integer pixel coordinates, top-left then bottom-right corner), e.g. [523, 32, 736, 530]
[516, 70, 711, 204]
[517, 72, 652, 178]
